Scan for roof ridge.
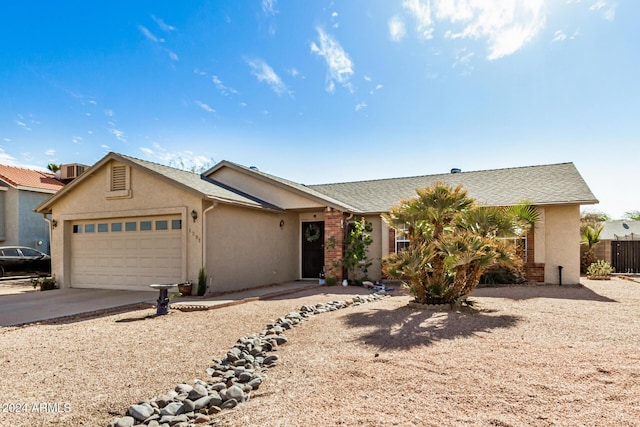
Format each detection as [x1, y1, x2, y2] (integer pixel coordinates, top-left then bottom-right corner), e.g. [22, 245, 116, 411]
[118, 152, 200, 175]
[310, 162, 575, 187]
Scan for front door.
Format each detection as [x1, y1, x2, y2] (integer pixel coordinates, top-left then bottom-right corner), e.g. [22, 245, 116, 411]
[302, 221, 324, 279]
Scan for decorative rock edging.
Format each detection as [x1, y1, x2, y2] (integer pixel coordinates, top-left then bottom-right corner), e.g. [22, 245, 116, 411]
[107, 292, 388, 427]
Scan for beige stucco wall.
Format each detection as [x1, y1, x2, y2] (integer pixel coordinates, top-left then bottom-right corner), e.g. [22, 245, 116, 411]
[541, 204, 581, 284]
[48, 160, 205, 289]
[206, 204, 299, 292]
[210, 168, 326, 210]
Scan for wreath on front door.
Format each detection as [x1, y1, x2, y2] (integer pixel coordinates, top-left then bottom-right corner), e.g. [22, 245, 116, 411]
[305, 223, 321, 242]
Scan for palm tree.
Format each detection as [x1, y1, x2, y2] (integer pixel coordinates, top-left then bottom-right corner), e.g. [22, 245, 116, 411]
[46, 163, 61, 173]
[580, 223, 602, 273]
[383, 183, 536, 306]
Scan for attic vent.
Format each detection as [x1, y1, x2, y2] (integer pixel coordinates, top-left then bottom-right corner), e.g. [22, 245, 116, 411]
[450, 168, 462, 174]
[111, 165, 127, 191]
[61, 163, 87, 180]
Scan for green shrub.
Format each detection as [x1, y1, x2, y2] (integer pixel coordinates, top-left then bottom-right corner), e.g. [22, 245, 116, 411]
[30, 275, 57, 291]
[197, 267, 207, 296]
[586, 260, 614, 278]
[325, 275, 338, 286]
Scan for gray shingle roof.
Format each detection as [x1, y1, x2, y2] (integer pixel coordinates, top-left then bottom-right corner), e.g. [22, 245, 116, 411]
[206, 160, 361, 212]
[310, 162, 598, 213]
[118, 154, 283, 211]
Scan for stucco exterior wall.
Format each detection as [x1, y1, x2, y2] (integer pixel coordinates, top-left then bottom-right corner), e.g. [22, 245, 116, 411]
[1, 187, 20, 245]
[543, 204, 581, 284]
[18, 190, 51, 252]
[48, 160, 204, 288]
[360, 215, 383, 281]
[206, 204, 298, 292]
[210, 168, 325, 210]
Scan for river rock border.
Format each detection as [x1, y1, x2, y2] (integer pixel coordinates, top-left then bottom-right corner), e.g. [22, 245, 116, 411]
[107, 292, 388, 427]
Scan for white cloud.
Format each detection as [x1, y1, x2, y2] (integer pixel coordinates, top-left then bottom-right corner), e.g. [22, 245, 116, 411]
[152, 15, 176, 32]
[140, 145, 214, 172]
[246, 58, 288, 95]
[167, 49, 179, 61]
[0, 148, 16, 164]
[71, 136, 82, 144]
[435, 0, 546, 60]
[138, 25, 159, 43]
[288, 68, 300, 78]
[194, 68, 207, 76]
[389, 16, 407, 42]
[15, 120, 31, 131]
[590, 1, 617, 21]
[212, 75, 238, 96]
[195, 100, 215, 113]
[453, 48, 475, 75]
[45, 149, 55, 156]
[403, 0, 434, 39]
[552, 30, 567, 42]
[101, 144, 111, 151]
[355, 102, 367, 112]
[104, 109, 114, 117]
[262, 0, 277, 15]
[108, 127, 127, 142]
[310, 27, 354, 93]
[375, 84, 383, 90]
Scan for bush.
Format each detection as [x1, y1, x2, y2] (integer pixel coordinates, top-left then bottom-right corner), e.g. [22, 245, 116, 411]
[30, 275, 57, 291]
[479, 266, 526, 286]
[586, 260, 614, 279]
[197, 267, 207, 296]
[325, 275, 338, 286]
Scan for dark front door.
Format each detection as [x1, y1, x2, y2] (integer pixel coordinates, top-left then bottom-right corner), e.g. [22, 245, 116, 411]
[302, 221, 324, 279]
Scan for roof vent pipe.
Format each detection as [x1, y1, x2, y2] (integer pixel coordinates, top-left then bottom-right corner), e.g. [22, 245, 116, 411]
[450, 168, 461, 174]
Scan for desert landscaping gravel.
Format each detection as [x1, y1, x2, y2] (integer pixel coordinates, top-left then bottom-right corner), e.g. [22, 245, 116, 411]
[1, 277, 639, 426]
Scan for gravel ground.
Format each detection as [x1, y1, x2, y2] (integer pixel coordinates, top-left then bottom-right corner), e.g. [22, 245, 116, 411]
[1, 277, 639, 427]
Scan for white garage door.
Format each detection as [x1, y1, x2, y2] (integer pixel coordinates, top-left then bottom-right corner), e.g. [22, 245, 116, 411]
[70, 215, 183, 290]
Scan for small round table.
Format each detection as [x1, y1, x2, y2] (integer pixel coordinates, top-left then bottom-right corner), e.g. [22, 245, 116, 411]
[149, 283, 178, 315]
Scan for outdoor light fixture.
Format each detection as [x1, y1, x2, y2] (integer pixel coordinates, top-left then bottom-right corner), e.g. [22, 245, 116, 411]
[279, 219, 285, 228]
[191, 210, 198, 222]
[51, 219, 58, 229]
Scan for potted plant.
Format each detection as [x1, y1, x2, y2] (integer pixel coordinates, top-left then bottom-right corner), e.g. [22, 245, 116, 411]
[178, 281, 193, 296]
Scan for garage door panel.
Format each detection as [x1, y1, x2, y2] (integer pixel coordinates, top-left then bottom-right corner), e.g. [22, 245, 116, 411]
[71, 215, 183, 290]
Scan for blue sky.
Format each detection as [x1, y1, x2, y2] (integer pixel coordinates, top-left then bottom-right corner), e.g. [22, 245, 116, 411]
[1, 0, 638, 218]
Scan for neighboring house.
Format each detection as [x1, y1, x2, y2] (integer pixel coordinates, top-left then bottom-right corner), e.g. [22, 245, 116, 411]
[35, 152, 598, 292]
[0, 164, 65, 253]
[594, 220, 640, 273]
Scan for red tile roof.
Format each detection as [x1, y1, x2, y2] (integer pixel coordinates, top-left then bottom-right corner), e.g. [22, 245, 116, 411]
[0, 164, 65, 192]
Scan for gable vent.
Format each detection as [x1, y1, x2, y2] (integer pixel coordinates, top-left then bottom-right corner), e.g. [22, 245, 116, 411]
[111, 165, 127, 191]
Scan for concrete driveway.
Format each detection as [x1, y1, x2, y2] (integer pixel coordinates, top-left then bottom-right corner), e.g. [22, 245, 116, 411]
[0, 288, 156, 326]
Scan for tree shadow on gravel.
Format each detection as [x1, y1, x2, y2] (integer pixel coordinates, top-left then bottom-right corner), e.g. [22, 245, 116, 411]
[343, 305, 521, 350]
[472, 285, 618, 303]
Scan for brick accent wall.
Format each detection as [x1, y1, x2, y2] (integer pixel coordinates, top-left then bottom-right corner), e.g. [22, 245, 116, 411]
[524, 229, 545, 283]
[324, 208, 344, 281]
[389, 228, 396, 254]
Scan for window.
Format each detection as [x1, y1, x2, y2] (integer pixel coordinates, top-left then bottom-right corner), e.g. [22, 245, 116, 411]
[85, 224, 95, 233]
[140, 221, 152, 231]
[155, 220, 168, 230]
[395, 224, 410, 253]
[73, 224, 83, 233]
[20, 248, 41, 257]
[125, 222, 137, 232]
[98, 223, 109, 233]
[111, 223, 122, 232]
[1, 248, 19, 257]
[171, 219, 182, 230]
